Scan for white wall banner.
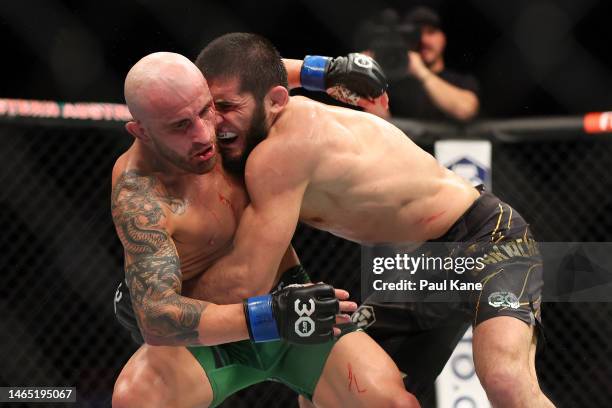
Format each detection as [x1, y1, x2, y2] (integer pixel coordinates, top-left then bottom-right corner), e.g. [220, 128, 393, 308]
[435, 327, 490, 408]
[434, 140, 492, 408]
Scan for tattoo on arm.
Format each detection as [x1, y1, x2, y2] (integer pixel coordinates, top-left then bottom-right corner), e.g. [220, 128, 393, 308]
[111, 170, 205, 345]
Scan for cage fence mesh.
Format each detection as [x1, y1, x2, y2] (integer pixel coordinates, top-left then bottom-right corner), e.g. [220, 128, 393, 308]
[1, 120, 611, 407]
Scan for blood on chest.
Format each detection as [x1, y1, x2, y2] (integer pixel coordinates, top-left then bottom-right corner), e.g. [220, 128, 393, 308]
[171, 171, 248, 280]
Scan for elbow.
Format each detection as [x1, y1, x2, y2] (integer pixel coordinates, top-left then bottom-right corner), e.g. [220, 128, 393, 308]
[225, 270, 269, 300]
[454, 94, 479, 122]
[138, 314, 172, 346]
[137, 301, 200, 346]
[223, 265, 271, 301]
[141, 333, 166, 347]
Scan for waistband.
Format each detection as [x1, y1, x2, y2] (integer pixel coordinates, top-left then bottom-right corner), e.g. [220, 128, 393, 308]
[430, 185, 501, 243]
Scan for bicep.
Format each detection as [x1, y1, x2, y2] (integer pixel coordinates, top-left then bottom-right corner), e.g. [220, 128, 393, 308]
[229, 184, 304, 276]
[229, 146, 309, 274]
[111, 171, 183, 308]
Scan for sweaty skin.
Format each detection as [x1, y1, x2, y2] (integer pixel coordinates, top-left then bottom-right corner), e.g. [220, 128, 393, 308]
[199, 79, 479, 285]
[112, 53, 323, 346]
[292, 97, 479, 243]
[113, 52, 419, 408]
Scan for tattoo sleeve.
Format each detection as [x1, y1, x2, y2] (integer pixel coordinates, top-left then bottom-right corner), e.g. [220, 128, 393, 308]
[111, 170, 206, 345]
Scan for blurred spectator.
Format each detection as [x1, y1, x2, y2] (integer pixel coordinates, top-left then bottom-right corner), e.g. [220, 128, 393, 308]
[356, 7, 480, 122]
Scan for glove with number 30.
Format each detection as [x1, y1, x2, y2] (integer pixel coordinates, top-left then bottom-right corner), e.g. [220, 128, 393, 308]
[243, 283, 339, 345]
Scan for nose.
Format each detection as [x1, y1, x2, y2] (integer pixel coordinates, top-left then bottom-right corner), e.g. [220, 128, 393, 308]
[192, 116, 214, 145]
[214, 111, 223, 128]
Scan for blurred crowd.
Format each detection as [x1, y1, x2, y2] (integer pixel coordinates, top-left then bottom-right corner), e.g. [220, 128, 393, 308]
[355, 6, 480, 122]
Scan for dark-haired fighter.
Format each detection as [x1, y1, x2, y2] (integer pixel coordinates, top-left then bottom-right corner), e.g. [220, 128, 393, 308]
[111, 51, 417, 408]
[190, 33, 553, 408]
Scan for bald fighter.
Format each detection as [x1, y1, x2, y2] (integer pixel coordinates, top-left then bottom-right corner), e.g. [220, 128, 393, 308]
[111, 51, 418, 408]
[189, 33, 554, 407]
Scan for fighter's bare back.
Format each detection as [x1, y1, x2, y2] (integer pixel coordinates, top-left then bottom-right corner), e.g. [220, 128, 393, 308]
[262, 96, 479, 244]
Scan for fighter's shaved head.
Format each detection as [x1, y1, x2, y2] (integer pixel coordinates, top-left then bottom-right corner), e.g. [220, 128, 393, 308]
[124, 52, 207, 121]
[122, 52, 217, 175]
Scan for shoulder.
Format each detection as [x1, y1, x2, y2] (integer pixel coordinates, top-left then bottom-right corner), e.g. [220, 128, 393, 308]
[112, 169, 159, 199]
[111, 170, 184, 232]
[254, 98, 321, 163]
[278, 96, 319, 134]
[243, 133, 315, 199]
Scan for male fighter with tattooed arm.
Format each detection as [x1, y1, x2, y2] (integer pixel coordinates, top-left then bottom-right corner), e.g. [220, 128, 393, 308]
[111, 50, 417, 408]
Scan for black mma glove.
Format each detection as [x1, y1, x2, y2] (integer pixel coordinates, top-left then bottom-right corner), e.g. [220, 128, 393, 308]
[300, 53, 388, 104]
[244, 283, 339, 345]
[114, 278, 340, 346]
[114, 281, 144, 345]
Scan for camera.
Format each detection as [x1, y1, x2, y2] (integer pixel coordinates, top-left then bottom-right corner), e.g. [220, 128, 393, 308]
[355, 9, 421, 81]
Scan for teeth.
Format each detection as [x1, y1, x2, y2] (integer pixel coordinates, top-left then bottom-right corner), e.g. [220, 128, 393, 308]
[218, 131, 237, 140]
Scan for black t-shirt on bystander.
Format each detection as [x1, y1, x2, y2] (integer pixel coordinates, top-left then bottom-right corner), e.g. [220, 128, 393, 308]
[388, 69, 479, 121]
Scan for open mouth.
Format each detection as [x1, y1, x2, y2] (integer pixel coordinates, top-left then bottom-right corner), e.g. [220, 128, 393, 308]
[194, 144, 215, 161]
[217, 131, 239, 145]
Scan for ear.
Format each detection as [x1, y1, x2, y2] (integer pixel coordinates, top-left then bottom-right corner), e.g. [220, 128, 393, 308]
[125, 121, 149, 142]
[265, 86, 289, 115]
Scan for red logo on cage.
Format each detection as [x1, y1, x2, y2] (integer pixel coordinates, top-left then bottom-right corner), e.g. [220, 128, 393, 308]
[583, 112, 612, 134]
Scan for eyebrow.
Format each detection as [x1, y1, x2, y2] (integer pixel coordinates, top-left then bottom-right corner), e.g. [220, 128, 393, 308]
[201, 100, 214, 112]
[169, 117, 190, 128]
[214, 99, 238, 106]
[168, 100, 214, 127]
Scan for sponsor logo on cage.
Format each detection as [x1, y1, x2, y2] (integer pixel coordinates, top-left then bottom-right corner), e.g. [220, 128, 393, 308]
[351, 305, 376, 329]
[294, 298, 316, 337]
[446, 157, 487, 186]
[0, 98, 132, 121]
[488, 291, 520, 309]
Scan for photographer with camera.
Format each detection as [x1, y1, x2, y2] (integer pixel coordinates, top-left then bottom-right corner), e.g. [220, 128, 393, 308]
[357, 7, 480, 121]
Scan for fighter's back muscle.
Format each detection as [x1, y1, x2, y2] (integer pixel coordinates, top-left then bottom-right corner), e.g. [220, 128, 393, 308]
[112, 147, 248, 281]
[268, 97, 478, 243]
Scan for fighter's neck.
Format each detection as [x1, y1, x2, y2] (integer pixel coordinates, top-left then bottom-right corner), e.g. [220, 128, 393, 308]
[266, 97, 293, 129]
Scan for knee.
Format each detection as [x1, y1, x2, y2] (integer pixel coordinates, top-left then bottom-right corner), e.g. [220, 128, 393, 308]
[478, 366, 530, 407]
[379, 389, 421, 408]
[392, 392, 421, 408]
[112, 369, 167, 408]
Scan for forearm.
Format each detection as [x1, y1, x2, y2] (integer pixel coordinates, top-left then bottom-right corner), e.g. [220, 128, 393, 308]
[185, 245, 300, 306]
[139, 295, 248, 346]
[420, 73, 479, 121]
[199, 254, 280, 302]
[198, 303, 249, 345]
[283, 58, 304, 89]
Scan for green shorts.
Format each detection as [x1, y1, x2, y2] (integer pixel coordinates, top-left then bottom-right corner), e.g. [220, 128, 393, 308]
[188, 338, 335, 407]
[187, 265, 352, 407]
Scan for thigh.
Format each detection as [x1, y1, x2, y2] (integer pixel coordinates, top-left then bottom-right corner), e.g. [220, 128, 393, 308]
[311, 331, 408, 408]
[354, 300, 469, 400]
[114, 345, 213, 408]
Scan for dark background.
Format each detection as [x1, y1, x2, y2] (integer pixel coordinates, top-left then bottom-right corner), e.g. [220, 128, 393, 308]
[2, 0, 612, 117]
[1, 1, 612, 407]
